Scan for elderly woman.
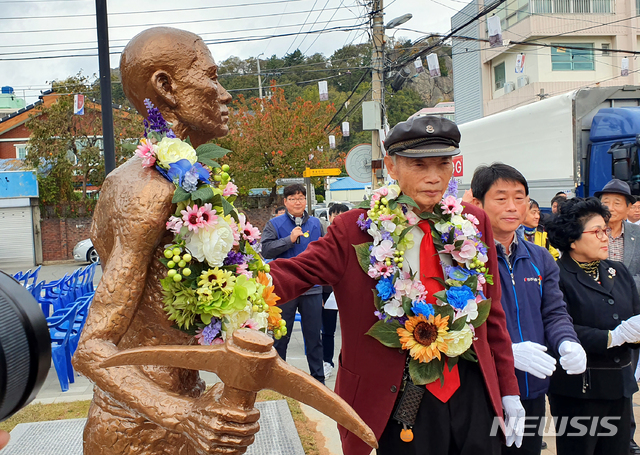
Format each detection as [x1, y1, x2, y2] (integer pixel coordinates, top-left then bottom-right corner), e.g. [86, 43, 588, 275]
[546, 197, 640, 455]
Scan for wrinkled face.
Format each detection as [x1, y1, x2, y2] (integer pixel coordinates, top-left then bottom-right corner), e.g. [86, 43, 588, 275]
[479, 179, 528, 240]
[174, 40, 232, 138]
[523, 203, 540, 228]
[284, 192, 306, 217]
[384, 155, 453, 213]
[628, 201, 640, 222]
[571, 214, 609, 261]
[600, 193, 630, 226]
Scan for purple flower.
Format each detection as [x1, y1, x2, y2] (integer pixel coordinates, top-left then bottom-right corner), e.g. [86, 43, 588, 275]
[143, 98, 175, 137]
[374, 310, 385, 320]
[357, 213, 372, 231]
[381, 230, 392, 241]
[444, 178, 459, 199]
[224, 251, 247, 266]
[198, 319, 222, 345]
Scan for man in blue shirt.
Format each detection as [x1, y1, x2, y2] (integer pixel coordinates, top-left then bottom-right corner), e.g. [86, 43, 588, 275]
[470, 163, 587, 455]
[261, 184, 325, 383]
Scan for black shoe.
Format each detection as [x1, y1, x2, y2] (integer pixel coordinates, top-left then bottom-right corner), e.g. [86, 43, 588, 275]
[541, 441, 548, 450]
[630, 440, 640, 455]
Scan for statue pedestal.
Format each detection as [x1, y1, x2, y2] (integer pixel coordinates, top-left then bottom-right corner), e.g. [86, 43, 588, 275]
[0, 401, 305, 455]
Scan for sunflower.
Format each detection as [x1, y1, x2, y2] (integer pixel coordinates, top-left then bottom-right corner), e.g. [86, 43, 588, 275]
[198, 268, 235, 293]
[397, 314, 450, 363]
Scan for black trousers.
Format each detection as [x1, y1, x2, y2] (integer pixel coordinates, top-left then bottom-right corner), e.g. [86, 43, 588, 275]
[377, 360, 501, 455]
[273, 293, 324, 383]
[549, 393, 631, 455]
[631, 348, 638, 444]
[502, 395, 546, 455]
[321, 308, 338, 366]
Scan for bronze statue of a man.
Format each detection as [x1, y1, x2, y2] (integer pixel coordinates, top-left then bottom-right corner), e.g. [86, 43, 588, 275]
[72, 27, 258, 454]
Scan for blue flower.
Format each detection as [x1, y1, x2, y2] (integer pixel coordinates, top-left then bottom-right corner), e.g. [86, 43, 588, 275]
[446, 285, 475, 310]
[357, 213, 372, 230]
[412, 300, 434, 318]
[376, 277, 395, 301]
[167, 159, 211, 190]
[447, 266, 477, 281]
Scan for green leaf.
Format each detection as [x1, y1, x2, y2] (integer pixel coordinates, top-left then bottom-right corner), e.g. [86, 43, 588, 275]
[402, 296, 413, 317]
[221, 197, 235, 216]
[122, 143, 137, 152]
[190, 186, 215, 204]
[409, 357, 444, 385]
[353, 242, 373, 274]
[372, 289, 383, 311]
[433, 304, 454, 321]
[463, 275, 478, 293]
[447, 355, 459, 372]
[461, 349, 478, 363]
[450, 316, 467, 332]
[172, 187, 191, 203]
[432, 290, 448, 303]
[184, 136, 193, 146]
[357, 200, 371, 209]
[365, 320, 402, 348]
[397, 225, 413, 243]
[388, 199, 398, 211]
[198, 157, 220, 168]
[396, 195, 420, 209]
[149, 131, 163, 143]
[197, 143, 232, 160]
[470, 298, 492, 328]
[418, 211, 440, 221]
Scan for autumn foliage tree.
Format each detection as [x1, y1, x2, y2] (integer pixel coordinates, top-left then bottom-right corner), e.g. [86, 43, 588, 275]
[215, 86, 343, 197]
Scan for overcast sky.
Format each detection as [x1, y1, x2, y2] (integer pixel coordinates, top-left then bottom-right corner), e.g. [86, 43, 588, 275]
[1, 0, 462, 105]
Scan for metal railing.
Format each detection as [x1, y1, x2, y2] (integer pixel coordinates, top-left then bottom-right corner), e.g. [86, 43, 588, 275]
[530, 0, 613, 13]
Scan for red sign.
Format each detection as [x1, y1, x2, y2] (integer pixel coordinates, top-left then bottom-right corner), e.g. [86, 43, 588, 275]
[453, 155, 463, 177]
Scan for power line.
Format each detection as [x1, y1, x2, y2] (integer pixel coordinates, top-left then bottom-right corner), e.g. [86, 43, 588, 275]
[284, 0, 321, 55]
[324, 68, 372, 129]
[330, 88, 372, 132]
[296, 0, 333, 51]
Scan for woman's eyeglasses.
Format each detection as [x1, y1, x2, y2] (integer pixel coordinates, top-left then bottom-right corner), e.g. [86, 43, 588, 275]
[582, 227, 608, 240]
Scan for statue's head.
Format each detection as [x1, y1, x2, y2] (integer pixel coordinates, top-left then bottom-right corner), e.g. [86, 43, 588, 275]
[120, 27, 232, 147]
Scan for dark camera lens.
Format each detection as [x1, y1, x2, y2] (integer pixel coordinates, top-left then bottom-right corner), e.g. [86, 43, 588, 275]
[0, 271, 51, 422]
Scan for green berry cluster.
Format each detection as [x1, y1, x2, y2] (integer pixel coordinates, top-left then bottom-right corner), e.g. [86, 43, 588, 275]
[213, 164, 231, 184]
[163, 246, 193, 282]
[273, 319, 287, 339]
[468, 257, 487, 273]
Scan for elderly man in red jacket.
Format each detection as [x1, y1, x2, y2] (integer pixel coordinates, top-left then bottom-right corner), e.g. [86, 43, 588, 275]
[268, 116, 524, 455]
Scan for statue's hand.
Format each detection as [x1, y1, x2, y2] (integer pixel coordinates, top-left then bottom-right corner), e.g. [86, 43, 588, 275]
[178, 382, 261, 454]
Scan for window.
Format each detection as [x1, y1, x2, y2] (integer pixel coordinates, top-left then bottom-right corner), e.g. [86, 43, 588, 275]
[601, 43, 610, 56]
[551, 44, 594, 71]
[14, 144, 26, 160]
[494, 62, 506, 90]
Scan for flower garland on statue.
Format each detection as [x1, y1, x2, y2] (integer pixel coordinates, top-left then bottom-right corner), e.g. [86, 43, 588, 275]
[354, 180, 493, 385]
[134, 99, 286, 345]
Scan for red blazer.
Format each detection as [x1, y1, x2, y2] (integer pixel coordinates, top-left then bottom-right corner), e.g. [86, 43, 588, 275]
[269, 205, 519, 455]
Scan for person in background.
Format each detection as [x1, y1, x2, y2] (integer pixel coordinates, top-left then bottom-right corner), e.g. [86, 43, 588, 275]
[522, 199, 559, 260]
[261, 184, 325, 383]
[546, 197, 640, 455]
[595, 178, 640, 454]
[321, 203, 350, 380]
[628, 197, 640, 225]
[470, 163, 586, 455]
[273, 206, 286, 218]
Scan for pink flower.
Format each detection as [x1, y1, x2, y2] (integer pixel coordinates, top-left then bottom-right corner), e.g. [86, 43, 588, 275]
[441, 195, 463, 215]
[228, 219, 241, 246]
[236, 262, 253, 278]
[410, 280, 428, 301]
[166, 216, 183, 234]
[372, 239, 395, 262]
[405, 211, 419, 226]
[136, 139, 156, 168]
[442, 244, 456, 255]
[378, 214, 395, 221]
[239, 213, 260, 243]
[465, 214, 480, 225]
[199, 203, 218, 229]
[241, 319, 259, 330]
[368, 265, 381, 279]
[223, 181, 238, 197]
[212, 338, 224, 345]
[376, 187, 389, 197]
[375, 263, 394, 278]
[451, 239, 477, 263]
[181, 204, 204, 232]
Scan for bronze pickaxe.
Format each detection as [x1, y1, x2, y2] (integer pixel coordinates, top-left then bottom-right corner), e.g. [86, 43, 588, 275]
[101, 328, 378, 449]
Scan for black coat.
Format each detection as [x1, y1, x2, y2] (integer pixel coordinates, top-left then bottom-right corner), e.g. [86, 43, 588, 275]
[549, 255, 640, 400]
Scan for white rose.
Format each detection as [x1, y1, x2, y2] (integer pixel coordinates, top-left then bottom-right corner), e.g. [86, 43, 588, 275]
[186, 217, 235, 267]
[156, 137, 197, 166]
[443, 324, 473, 357]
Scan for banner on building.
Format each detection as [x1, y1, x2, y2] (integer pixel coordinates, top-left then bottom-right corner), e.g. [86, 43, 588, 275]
[74, 94, 85, 115]
[515, 54, 525, 73]
[426, 53, 441, 78]
[622, 57, 629, 77]
[342, 121, 350, 137]
[329, 135, 336, 149]
[318, 81, 329, 101]
[487, 16, 502, 48]
[414, 57, 425, 73]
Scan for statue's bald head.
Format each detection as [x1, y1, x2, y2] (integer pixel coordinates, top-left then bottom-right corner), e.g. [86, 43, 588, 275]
[120, 27, 232, 147]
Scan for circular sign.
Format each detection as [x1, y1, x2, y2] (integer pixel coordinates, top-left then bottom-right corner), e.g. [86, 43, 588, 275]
[345, 144, 372, 183]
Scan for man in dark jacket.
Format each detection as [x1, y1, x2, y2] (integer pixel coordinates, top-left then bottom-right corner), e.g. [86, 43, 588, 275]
[470, 163, 587, 455]
[261, 183, 325, 383]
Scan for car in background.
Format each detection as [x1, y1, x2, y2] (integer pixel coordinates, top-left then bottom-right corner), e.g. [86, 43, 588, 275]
[73, 239, 100, 264]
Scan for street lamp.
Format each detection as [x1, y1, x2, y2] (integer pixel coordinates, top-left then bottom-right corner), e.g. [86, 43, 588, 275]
[385, 13, 413, 30]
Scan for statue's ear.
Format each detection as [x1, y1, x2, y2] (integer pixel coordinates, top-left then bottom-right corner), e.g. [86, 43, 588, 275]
[151, 70, 177, 107]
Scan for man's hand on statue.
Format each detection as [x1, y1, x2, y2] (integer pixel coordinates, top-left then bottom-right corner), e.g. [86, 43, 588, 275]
[290, 227, 304, 243]
[0, 430, 9, 449]
[502, 395, 525, 448]
[511, 341, 556, 379]
[558, 340, 587, 375]
[179, 383, 260, 454]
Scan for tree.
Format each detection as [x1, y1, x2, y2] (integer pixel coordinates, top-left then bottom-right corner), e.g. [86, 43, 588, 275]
[215, 86, 340, 198]
[25, 74, 143, 204]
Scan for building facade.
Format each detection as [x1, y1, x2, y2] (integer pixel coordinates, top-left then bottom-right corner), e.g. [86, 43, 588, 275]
[452, 0, 640, 122]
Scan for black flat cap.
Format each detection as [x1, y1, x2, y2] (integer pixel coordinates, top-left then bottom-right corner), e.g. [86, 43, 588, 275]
[594, 178, 636, 205]
[384, 115, 461, 158]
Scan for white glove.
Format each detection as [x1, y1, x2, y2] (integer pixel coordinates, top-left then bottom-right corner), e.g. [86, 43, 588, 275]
[512, 341, 557, 379]
[610, 315, 640, 348]
[558, 340, 587, 374]
[502, 395, 525, 448]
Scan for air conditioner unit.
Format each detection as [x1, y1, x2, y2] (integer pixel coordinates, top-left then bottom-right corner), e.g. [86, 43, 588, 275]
[517, 75, 530, 88]
[504, 82, 515, 93]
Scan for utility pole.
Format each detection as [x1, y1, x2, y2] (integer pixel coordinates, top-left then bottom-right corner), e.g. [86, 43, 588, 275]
[370, 0, 384, 189]
[95, 0, 116, 175]
[257, 53, 264, 99]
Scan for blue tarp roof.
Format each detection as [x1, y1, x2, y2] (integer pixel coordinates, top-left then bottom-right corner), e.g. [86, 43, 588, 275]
[329, 177, 369, 191]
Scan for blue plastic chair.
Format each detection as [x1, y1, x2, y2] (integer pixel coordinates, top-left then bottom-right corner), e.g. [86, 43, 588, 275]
[57, 270, 80, 309]
[75, 264, 96, 298]
[39, 275, 67, 317]
[30, 280, 44, 301]
[47, 303, 80, 392]
[25, 265, 42, 291]
[12, 270, 24, 281]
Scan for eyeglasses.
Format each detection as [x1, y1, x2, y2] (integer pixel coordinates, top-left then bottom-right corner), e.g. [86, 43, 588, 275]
[287, 197, 306, 203]
[582, 227, 608, 241]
